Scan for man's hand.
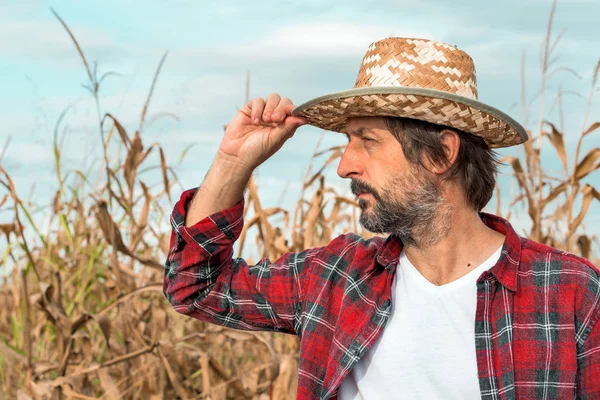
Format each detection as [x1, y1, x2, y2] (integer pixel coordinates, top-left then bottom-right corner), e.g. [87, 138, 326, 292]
[185, 94, 307, 227]
[217, 93, 308, 170]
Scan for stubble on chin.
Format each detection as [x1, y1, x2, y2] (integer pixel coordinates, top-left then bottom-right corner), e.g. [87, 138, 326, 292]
[356, 171, 454, 249]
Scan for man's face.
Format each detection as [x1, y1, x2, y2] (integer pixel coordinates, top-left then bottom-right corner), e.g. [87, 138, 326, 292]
[338, 117, 446, 247]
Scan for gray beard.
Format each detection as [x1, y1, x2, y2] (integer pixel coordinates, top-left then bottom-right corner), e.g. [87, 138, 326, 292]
[355, 173, 453, 249]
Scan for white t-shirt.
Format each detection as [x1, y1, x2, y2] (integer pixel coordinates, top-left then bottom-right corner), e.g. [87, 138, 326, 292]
[338, 245, 503, 399]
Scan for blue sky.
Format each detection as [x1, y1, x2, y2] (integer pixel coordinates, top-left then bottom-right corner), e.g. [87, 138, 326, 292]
[1, 0, 599, 257]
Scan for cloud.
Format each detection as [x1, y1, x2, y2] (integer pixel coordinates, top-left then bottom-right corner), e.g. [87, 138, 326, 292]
[1, 19, 126, 65]
[249, 23, 431, 57]
[172, 22, 432, 70]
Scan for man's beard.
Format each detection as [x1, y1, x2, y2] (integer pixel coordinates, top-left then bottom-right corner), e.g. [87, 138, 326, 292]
[351, 167, 452, 249]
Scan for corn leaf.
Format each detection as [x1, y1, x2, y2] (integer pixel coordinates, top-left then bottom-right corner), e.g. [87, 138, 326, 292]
[544, 121, 568, 173]
[574, 148, 600, 179]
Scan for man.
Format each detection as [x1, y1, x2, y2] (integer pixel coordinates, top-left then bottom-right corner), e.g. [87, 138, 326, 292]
[163, 37, 600, 399]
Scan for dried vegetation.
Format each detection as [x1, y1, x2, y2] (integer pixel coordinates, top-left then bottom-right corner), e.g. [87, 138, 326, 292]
[1, 4, 598, 399]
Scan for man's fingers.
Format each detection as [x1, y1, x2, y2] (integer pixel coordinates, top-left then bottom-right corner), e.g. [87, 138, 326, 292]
[283, 103, 297, 116]
[241, 96, 305, 127]
[282, 104, 308, 126]
[263, 93, 281, 123]
[250, 98, 265, 124]
[288, 115, 309, 126]
[272, 98, 294, 122]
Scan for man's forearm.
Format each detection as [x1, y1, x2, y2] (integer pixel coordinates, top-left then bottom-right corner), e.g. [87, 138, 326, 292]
[185, 153, 253, 227]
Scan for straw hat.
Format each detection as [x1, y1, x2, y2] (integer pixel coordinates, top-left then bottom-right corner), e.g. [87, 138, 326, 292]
[292, 37, 528, 148]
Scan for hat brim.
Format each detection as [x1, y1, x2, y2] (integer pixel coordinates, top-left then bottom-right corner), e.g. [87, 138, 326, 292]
[292, 86, 528, 148]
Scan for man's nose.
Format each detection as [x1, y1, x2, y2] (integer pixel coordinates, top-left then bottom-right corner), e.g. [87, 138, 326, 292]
[337, 145, 363, 179]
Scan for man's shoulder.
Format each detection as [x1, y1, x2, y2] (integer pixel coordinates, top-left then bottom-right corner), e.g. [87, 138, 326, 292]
[518, 235, 598, 274]
[517, 237, 600, 332]
[517, 236, 600, 301]
[483, 212, 597, 273]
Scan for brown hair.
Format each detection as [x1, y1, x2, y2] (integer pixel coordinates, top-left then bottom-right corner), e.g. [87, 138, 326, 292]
[383, 117, 502, 212]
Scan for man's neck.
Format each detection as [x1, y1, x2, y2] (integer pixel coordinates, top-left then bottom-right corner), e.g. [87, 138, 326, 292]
[403, 207, 506, 286]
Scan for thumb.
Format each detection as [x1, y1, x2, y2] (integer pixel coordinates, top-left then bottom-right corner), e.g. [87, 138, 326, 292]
[273, 116, 306, 140]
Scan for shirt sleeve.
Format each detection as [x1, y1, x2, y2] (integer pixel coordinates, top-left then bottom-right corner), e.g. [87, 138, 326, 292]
[575, 261, 600, 398]
[162, 188, 312, 335]
[576, 315, 600, 398]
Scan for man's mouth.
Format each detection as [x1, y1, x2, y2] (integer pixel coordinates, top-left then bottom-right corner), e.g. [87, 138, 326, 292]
[351, 180, 376, 199]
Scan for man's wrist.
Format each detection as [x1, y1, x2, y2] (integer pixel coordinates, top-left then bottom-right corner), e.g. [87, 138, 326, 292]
[184, 153, 253, 227]
[214, 149, 255, 174]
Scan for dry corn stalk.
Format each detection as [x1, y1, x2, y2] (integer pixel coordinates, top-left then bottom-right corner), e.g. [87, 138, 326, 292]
[1, 6, 599, 400]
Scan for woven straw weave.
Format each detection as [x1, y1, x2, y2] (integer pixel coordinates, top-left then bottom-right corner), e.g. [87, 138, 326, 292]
[293, 37, 527, 148]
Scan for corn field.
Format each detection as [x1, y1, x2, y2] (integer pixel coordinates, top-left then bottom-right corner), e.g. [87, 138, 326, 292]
[1, 5, 599, 400]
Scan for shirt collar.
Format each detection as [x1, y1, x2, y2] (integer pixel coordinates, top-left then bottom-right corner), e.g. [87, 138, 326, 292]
[478, 212, 521, 292]
[373, 212, 521, 292]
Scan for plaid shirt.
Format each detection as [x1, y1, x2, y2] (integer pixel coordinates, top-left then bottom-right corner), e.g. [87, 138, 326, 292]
[163, 188, 600, 399]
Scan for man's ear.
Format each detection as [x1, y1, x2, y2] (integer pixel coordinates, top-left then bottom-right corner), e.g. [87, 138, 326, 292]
[432, 129, 460, 174]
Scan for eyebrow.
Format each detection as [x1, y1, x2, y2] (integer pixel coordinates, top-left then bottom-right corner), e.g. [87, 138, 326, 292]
[344, 127, 376, 138]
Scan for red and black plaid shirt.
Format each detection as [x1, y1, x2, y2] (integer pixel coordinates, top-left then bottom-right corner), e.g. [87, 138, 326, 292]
[163, 188, 600, 399]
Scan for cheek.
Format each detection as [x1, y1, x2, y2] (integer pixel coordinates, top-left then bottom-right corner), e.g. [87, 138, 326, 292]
[380, 169, 414, 198]
[363, 143, 408, 187]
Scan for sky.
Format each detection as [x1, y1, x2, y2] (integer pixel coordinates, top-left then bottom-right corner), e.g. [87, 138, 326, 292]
[1, 0, 599, 259]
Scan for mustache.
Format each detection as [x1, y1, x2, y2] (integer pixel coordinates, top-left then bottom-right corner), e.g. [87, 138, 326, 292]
[350, 180, 381, 200]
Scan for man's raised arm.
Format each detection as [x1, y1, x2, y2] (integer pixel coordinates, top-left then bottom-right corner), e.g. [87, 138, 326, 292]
[163, 94, 312, 334]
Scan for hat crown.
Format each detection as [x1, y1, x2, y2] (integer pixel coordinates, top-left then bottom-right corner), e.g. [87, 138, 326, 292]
[354, 37, 478, 99]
